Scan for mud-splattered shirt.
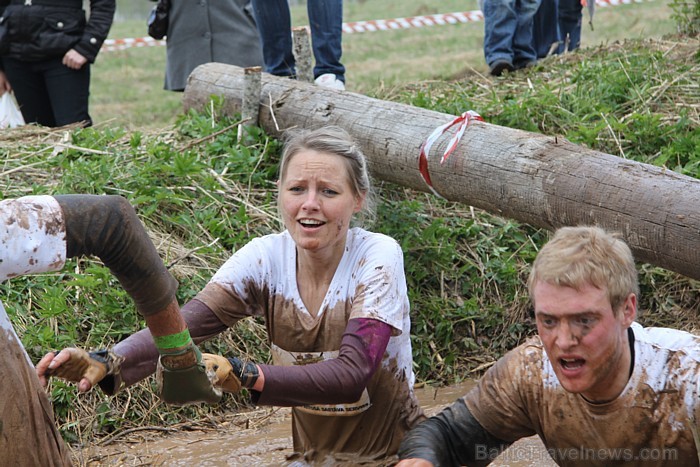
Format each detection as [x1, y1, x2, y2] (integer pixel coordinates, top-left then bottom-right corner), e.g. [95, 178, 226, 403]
[0, 196, 72, 466]
[465, 322, 700, 466]
[195, 227, 425, 463]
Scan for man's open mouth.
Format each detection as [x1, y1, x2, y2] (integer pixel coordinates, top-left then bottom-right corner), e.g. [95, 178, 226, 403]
[560, 358, 585, 370]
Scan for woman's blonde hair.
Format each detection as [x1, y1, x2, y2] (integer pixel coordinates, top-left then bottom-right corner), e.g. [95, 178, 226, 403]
[527, 226, 639, 313]
[277, 126, 376, 226]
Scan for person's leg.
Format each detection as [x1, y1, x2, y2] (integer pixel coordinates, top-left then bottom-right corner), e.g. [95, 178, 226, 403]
[483, 0, 517, 73]
[512, 0, 543, 68]
[307, 0, 345, 82]
[558, 0, 583, 52]
[2, 57, 55, 127]
[42, 57, 92, 127]
[532, 0, 560, 59]
[250, 0, 296, 77]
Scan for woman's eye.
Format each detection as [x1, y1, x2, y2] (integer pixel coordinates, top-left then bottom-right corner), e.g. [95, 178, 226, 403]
[539, 317, 556, 327]
[322, 188, 338, 196]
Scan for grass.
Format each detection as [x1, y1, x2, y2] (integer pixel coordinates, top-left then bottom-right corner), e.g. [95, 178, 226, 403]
[1, 0, 698, 453]
[93, 0, 678, 129]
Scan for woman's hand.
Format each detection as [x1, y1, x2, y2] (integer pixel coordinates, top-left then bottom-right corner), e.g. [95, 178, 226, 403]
[62, 49, 88, 70]
[201, 353, 263, 392]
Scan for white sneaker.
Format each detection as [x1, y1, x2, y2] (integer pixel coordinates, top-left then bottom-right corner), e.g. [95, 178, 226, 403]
[314, 73, 345, 91]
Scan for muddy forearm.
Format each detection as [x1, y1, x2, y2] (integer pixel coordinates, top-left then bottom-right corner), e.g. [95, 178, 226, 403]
[54, 195, 177, 317]
[398, 398, 509, 467]
[98, 299, 228, 395]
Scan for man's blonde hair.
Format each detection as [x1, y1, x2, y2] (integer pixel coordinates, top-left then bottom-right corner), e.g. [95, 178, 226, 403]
[527, 226, 639, 313]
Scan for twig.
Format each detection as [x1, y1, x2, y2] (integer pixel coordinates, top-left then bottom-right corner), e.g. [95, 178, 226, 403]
[180, 120, 246, 151]
[166, 238, 220, 268]
[267, 92, 281, 132]
[51, 143, 111, 155]
[467, 360, 496, 375]
[600, 112, 626, 159]
[96, 426, 178, 446]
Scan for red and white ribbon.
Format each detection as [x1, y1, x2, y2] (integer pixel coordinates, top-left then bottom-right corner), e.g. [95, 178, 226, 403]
[102, 0, 654, 53]
[419, 110, 484, 197]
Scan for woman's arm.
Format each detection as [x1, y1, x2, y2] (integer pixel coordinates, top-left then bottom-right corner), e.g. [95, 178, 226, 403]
[245, 318, 392, 406]
[72, 0, 115, 63]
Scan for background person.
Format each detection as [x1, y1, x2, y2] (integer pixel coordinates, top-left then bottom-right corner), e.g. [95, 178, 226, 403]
[162, 0, 262, 92]
[250, 0, 346, 90]
[533, 0, 585, 59]
[397, 226, 700, 466]
[0, 0, 115, 127]
[44, 126, 425, 464]
[2, 194, 218, 466]
[482, 0, 543, 76]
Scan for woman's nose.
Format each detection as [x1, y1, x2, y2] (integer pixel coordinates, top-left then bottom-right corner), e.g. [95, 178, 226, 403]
[301, 190, 320, 210]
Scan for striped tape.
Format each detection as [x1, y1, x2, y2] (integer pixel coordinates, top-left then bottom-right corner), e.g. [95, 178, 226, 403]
[102, 0, 653, 52]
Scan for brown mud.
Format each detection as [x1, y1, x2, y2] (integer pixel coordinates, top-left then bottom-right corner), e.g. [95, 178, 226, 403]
[73, 381, 556, 466]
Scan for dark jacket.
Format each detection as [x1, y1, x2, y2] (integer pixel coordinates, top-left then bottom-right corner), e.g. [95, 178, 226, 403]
[0, 0, 114, 62]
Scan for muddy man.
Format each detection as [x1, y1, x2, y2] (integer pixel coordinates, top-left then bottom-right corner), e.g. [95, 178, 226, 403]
[1, 194, 219, 466]
[397, 226, 700, 467]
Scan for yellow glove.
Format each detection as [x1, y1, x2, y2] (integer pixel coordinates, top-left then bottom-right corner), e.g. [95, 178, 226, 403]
[202, 353, 259, 393]
[42, 348, 122, 390]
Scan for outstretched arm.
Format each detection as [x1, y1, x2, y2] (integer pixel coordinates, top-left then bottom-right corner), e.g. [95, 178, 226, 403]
[397, 398, 511, 467]
[204, 317, 392, 405]
[35, 195, 219, 404]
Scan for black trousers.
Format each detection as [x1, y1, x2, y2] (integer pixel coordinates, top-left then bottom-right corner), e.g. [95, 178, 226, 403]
[2, 56, 92, 127]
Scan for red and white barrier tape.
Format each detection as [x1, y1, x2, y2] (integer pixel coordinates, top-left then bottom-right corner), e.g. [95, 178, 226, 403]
[102, 36, 165, 52]
[419, 111, 484, 197]
[102, 0, 653, 52]
[342, 11, 484, 34]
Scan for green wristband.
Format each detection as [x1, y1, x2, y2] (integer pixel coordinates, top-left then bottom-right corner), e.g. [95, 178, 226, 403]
[154, 329, 192, 351]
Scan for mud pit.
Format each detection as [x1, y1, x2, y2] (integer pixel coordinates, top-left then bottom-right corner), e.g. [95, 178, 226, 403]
[74, 381, 556, 466]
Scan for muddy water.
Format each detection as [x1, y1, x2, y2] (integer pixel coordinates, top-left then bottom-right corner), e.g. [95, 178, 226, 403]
[76, 381, 555, 466]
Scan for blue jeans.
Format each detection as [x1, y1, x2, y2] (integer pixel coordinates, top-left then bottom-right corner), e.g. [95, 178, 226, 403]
[2, 56, 91, 127]
[558, 0, 583, 52]
[251, 0, 345, 82]
[483, 0, 542, 68]
[533, 0, 582, 57]
[532, 0, 559, 58]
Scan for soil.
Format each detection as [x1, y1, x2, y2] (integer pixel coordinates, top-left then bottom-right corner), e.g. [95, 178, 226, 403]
[72, 381, 556, 466]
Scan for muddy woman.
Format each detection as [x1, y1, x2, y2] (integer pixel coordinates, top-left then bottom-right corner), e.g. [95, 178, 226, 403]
[43, 126, 426, 465]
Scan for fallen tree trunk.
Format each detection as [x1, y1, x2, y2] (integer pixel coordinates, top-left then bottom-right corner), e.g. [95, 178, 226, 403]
[183, 63, 700, 282]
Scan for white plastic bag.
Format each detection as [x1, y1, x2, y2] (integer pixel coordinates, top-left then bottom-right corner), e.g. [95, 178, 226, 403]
[0, 91, 25, 129]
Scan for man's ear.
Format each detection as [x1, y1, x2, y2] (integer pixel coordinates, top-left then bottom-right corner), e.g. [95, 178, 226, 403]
[621, 293, 637, 326]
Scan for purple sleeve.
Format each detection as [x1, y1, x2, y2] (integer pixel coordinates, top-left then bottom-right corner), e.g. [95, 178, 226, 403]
[98, 299, 228, 395]
[255, 318, 392, 406]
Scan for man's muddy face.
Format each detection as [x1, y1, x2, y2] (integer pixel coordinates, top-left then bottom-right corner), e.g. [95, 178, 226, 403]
[533, 281, 636, 403]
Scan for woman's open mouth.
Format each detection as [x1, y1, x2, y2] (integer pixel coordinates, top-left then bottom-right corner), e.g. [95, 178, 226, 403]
[299, 218, 325, 229]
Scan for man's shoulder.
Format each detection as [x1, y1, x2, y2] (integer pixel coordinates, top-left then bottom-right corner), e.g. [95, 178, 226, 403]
[495, 335, 548, 375]
[633, 322, 700, 360]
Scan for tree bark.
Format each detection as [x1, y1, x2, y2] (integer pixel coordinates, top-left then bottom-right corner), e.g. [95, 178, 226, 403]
[183, 63, 700, 282]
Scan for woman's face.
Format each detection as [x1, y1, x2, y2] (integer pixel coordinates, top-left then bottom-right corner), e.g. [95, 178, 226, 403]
[278, 149, 363, 256]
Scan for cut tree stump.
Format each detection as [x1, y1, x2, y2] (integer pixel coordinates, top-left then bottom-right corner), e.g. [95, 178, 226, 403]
[183, 63, 700, 282]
